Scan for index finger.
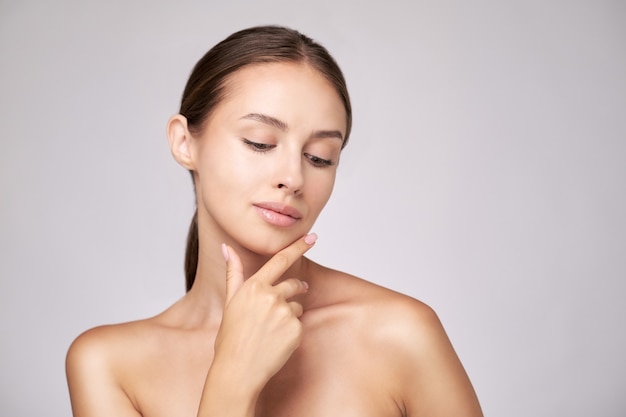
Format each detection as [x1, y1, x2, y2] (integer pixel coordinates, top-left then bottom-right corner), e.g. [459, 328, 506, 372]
[254, 233, 317, 285]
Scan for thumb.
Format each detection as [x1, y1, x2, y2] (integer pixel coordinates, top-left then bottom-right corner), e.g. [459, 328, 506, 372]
[222, 243, 244, 305]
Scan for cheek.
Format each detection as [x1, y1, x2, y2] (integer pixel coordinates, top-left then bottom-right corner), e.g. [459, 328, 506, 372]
[202, 139, 256, 179]
[307, 172, 336, 211]
[196, 146, 251, 202]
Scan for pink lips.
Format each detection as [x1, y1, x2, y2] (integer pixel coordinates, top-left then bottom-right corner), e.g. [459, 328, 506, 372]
[254, 202, 302, 227]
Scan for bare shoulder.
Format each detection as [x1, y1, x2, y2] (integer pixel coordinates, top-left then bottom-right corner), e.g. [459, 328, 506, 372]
[310, 263, 483, 416]
[66, 320, 150, 374]
[65, 319, 163, 417]
[67, 304, 215, 417]
[67, 319, 151, 370]
[311, 262, 438, 332]
[66, 312, 191, 388]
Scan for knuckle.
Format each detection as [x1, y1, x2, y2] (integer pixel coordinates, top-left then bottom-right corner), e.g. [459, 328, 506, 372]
[248, 279, 262, 292]
[292, 302, 303, 317]
[283, 279, 298, 293]
[287, 278, 304, 293]
[276, 302, 291, 317]
[264, 292, 279, 306]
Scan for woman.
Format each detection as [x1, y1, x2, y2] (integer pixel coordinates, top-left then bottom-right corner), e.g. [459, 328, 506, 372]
[66, 25, 483, 417]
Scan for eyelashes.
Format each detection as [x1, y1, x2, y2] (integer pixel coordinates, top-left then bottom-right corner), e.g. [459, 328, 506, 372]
[242, 138, 275, 152]
[242, 138, 334, 168]
[304, 153, 334, 167]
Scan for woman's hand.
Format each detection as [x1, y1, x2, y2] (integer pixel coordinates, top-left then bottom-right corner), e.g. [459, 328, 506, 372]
[198, 234, 317, 417]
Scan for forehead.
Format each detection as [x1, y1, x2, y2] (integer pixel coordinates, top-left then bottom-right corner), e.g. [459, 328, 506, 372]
[224, 61, 334, 93]
[213, 62, 347, 132]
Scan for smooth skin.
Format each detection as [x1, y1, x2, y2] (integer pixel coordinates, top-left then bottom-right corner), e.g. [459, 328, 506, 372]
[66, 62, 483, 417]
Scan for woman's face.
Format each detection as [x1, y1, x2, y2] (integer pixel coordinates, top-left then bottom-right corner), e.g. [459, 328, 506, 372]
[190, 62, 347, 255]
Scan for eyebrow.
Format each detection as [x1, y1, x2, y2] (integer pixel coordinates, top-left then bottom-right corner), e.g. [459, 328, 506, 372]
[240, 112, 344, 141]
[241, 113, 288, 131]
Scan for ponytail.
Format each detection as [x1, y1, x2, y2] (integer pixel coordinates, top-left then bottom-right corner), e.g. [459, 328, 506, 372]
[184, 208, 199, 292]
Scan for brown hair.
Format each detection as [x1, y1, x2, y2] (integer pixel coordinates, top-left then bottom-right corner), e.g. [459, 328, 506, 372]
[179, 25, 352, 291]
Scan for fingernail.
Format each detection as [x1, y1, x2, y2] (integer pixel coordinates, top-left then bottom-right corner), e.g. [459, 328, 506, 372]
[304, 233, 318, 245]
[302, 281, 309, 291]
[221, 243, 229, 262]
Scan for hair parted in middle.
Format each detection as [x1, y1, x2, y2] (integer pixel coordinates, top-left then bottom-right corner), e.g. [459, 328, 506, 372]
[178, 25, 353, 292]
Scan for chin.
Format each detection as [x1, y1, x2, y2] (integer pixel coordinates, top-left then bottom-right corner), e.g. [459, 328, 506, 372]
[238, 228, 307, 256]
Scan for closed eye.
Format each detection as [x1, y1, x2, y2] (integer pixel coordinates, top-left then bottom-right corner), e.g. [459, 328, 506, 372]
[304, 153, 334, 168]
[242, 138, 275, 153]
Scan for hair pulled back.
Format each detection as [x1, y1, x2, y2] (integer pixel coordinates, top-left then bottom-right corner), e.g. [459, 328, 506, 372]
[180, 25, 352, 292]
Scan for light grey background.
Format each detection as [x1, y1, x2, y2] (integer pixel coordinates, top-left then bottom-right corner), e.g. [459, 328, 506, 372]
[1, 1, 625, 416]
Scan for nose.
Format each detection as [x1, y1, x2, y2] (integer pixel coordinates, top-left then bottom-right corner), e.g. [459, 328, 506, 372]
[275, 154, 304, 195]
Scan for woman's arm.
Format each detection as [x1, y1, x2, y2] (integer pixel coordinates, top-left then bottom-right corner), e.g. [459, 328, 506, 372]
[392, 301, 483, 417]
[66, 328, 142, 417]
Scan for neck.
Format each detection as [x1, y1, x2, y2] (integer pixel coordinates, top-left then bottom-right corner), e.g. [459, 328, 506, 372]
[187, 236, 309, 316]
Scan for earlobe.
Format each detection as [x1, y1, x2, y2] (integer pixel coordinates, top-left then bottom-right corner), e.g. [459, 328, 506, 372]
[167, 114, 195, 170]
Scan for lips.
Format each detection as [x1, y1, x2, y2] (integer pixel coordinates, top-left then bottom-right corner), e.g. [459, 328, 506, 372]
[254, 202, 302, 219]
[254, 202, 302, 227]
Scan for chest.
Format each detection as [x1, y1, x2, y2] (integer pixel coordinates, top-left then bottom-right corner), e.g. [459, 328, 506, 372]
[132, 318, 402, 417]
[254, 333, 402, 417]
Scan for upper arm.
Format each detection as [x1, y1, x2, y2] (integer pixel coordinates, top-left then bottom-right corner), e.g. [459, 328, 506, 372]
[66, 328, 141, 417]
[392, 302, 483, 417]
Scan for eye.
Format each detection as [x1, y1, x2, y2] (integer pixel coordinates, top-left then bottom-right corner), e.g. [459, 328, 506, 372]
[304, 153, 334, 168]
[242, 138, 275, 153]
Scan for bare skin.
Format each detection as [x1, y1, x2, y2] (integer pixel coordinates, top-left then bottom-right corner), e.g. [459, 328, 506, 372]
[66, 62, 483, 417]
[66, 244, 482, 417]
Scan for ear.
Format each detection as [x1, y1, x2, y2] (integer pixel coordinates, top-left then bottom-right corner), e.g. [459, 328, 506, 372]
[167, 114, 196, 170]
